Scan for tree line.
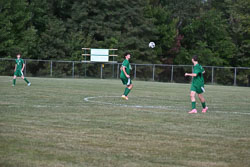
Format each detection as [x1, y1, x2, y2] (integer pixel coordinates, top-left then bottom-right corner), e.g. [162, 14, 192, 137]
[0, 0, 249, 67]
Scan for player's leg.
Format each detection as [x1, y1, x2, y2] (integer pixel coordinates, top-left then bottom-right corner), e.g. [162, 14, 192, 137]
[121, 78, 128, 100]
[124, 83, 133, 96]
[198, 93, 208, 113]
[189, 91, 197, 113]
[21, 72, 31, 86]
[121, 78, 133, 100]
[124, 78, 133, 96]
[12, 75, 17, 86]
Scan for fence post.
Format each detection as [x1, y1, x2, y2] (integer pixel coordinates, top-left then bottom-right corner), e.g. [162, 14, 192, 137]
[134, 64, 136, 79]
[211, 66, 214, 84]
[84, 49, 87, 78]
[25, 60, 27, 76]
[234, 67, 237, 86]
[152, 64, 155, 81]
[72, 62, 74, 78]
[101, 64, 103, 79]
[117, 63, 120, 79]
[50, 61, 53, 77]
[112, 62, 115, 78]
[84, 62, 87, 77]
[171, 65, 174, 82]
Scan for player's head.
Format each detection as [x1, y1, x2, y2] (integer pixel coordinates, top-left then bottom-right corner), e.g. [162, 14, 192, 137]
[16, 53, 21, 59]
[192, 55, 198, 63]
[124, 53, 131, 60]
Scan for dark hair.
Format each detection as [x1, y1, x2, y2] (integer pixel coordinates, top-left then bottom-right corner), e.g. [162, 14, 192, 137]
[16, 53, 21, 57]
[192, 55, 198, 61]
[124, 52, 130, 58]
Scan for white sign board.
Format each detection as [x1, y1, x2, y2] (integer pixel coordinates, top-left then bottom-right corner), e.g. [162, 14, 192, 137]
[90, 49, 109, 62]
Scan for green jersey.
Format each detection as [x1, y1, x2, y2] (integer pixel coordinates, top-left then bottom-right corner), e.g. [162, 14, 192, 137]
[120, 59, 132, 79]
[15, 58, 24, 71]
[192, 64, 204, 87]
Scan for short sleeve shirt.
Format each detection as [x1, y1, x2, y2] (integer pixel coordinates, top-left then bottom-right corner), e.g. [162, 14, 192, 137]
[192, 64, 204, 87]
[16, 58, 24, 71]
[120, 59, 132, 79]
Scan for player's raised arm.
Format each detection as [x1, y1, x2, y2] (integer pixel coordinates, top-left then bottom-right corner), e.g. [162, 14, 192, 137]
[185, 73, 197, 77]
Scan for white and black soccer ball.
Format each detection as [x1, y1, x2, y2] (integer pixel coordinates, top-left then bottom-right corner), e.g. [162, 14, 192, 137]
[149, 42, 155, 48]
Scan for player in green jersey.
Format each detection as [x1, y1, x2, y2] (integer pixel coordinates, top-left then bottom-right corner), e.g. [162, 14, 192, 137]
[185, 55, 208, 114]
[12, 54, 31, 86]
[120, 53, 133, 100]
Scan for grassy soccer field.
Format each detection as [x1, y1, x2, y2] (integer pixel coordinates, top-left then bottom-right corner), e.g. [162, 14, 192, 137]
[0, 76, 250, 167]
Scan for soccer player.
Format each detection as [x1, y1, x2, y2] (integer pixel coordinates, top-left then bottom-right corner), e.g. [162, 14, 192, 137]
[185, 55, 208, 113]
[120, 53, 133, 100]
[12, 53, 31, 86]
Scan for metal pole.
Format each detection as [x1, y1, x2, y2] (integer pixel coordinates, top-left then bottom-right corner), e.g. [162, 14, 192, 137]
[84, 49, 87, 77]
[234, 67, 237, 86]
[101, 64, 103, 79]
[50, 61, 53, 77]
[112, 56, 115, 78]
[25, 60, 27, 76]
[211, 66, 214, 84]
[117, 63, 120, 79]
[84, 62, 87, 77]
[134, 64, 136, 79]
[152, 64, 155, 81]
[171, 65, 174, 82]
[72, 62, 74, 78]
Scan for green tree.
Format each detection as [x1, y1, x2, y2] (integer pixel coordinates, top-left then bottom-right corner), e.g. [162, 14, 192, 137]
[226, 0, 250, 67]
[0, 0, 37, 58]
[176, 9, 236, 66]
[0, 0, 249, 68]
[38, 17, 67, 60]
[0, 0, 14, 57]
[146, 4, 178, 64]
[70, 0, 158, 63]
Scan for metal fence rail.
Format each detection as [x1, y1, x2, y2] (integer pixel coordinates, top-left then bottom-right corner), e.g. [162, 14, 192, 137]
[1, 58, 250, 86]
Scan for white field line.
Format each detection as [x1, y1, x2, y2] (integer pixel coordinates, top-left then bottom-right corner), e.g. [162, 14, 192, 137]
[84, 96, 180, 110]
[84, 96, 250, 116]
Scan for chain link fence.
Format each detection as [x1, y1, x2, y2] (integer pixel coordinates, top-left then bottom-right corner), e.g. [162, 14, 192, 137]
[1, 58, 250, 86]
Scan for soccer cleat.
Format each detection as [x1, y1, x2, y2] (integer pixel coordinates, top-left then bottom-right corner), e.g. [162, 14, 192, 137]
[12, 84, 15, 87]
[188, 109, 197, 114]
[202, 107, 208, 113]
[121, 95, 128, 100]
[28, 83, 31, 86]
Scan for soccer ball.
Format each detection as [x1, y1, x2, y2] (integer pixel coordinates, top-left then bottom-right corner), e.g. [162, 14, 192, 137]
[149, 42, 155, 48]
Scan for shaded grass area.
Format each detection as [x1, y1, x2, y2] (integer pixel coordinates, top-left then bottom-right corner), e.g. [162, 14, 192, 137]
[0, 76, 250, 167]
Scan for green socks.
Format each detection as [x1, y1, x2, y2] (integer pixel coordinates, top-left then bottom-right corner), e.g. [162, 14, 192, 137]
[124, 87, 131, 96]
[202, 102, 206, 109]
[192, 101, 196, 109]
[13, 78, 30, 86]
[24, 78, 29, 84]
[13, 79, 16, 85]
[191, 101, 206, 110]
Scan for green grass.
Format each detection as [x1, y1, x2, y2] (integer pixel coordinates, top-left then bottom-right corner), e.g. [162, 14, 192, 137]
[0, 76, 250, 167]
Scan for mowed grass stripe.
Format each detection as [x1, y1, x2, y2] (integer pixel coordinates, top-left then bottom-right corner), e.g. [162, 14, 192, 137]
[0, 76, 250, 167]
